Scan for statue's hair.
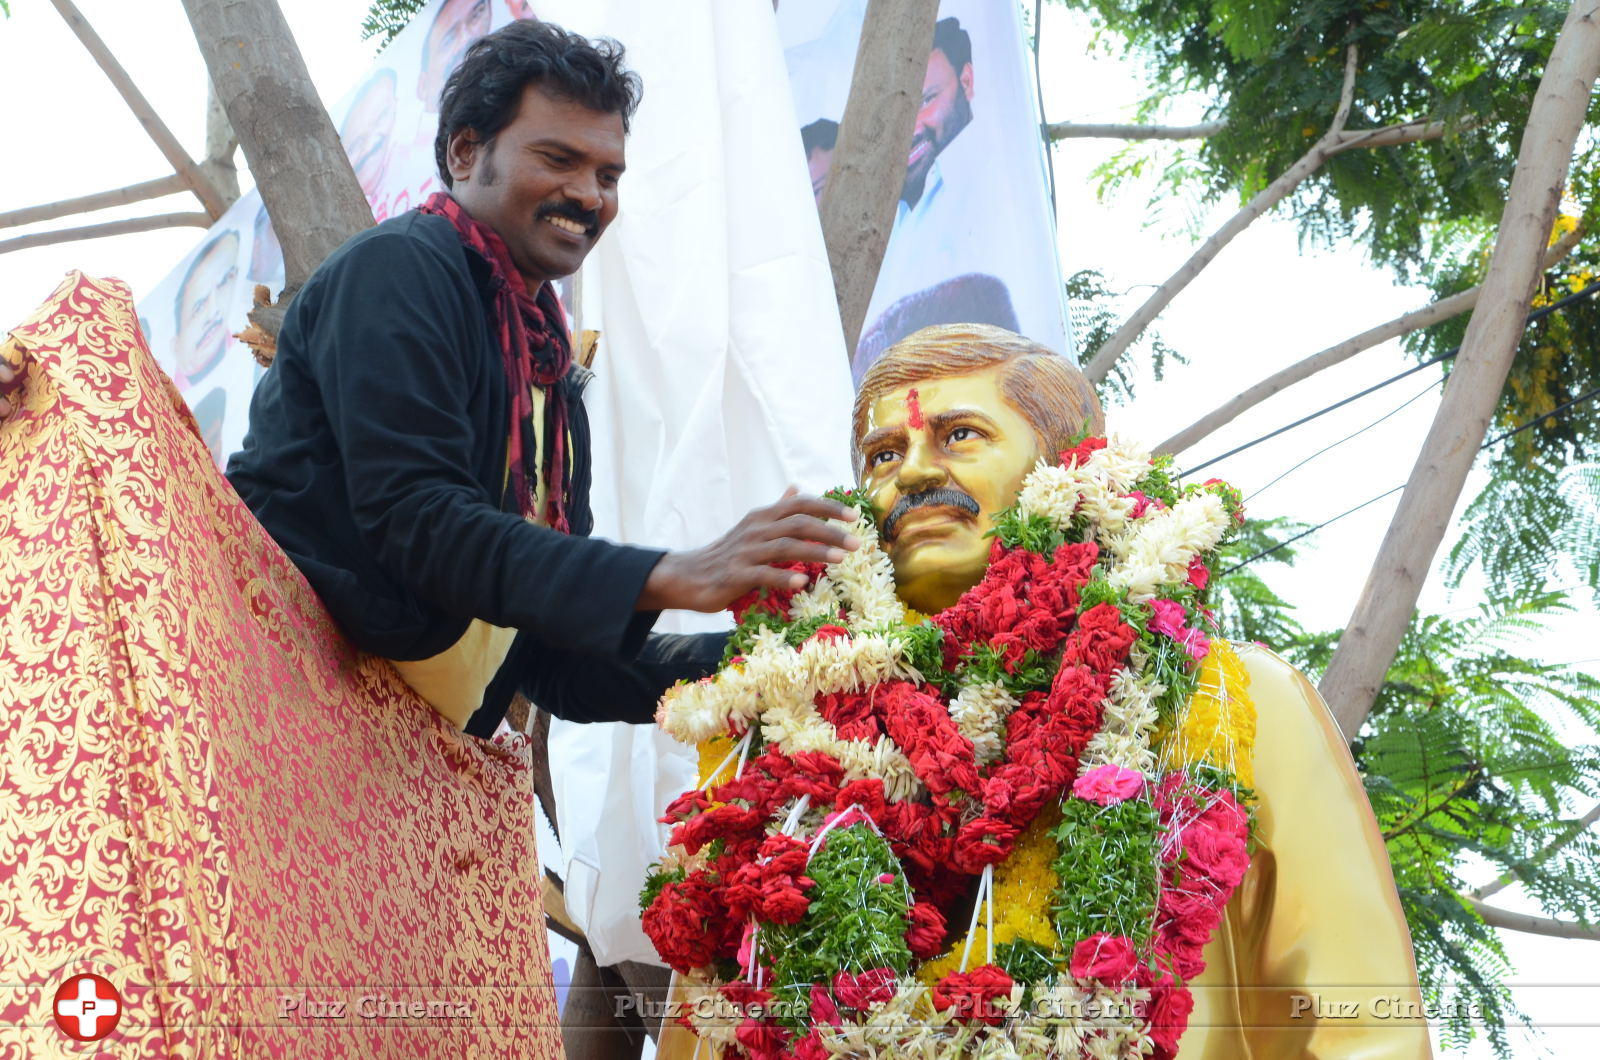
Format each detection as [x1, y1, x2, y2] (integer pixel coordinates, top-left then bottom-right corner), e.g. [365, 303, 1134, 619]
[851, 324, 1104, 475]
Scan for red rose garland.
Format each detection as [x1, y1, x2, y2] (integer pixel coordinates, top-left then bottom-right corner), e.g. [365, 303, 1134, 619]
[644, 439, 1253, 1058]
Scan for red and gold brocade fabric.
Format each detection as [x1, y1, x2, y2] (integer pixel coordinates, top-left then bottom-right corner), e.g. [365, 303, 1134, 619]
[0, 274, 562, 1059]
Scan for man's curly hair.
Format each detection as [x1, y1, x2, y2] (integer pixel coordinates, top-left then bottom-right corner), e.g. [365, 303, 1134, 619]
[434, 19, 642, 189]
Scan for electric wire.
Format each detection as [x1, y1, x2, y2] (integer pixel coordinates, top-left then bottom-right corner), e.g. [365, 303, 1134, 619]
[1181, 277, 1600, 479]
[1221, 383, 1600, 575]
[1244, 376, 1444, 502]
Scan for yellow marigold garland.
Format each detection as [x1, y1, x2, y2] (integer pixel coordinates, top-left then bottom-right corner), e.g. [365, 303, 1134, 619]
[1156, 639, 1256, 788]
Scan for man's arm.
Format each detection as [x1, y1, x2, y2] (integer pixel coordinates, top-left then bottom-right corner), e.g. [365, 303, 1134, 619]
[303, 230, 666, 657]
[474, 630, 727, 735]
[302, 230, 855, 658]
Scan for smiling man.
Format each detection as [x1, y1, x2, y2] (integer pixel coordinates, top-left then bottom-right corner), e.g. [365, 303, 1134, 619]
[227, 20, 854, 740]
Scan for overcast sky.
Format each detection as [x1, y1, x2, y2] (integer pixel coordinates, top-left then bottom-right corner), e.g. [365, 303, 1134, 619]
[0, 1, 1593, 1054]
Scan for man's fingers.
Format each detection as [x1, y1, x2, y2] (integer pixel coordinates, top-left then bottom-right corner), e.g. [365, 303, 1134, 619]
[758, 512, 860, 550]
[764, 492, 855, 527]
[746, 562, 816, 593]
[0, 395, 12, 420]
[0, 362, 14, 385]
[750, 537, 849, 568]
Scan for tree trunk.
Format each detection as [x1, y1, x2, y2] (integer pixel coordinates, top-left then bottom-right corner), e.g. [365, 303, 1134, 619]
[180, 0, 373, 309]
[817, 0, 941, 358]
[1317, 0, 1600, 736]
[203, 76, 241, 208]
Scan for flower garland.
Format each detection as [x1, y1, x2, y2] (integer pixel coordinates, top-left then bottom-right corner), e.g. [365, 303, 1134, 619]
[643, 436, 1255, 1060]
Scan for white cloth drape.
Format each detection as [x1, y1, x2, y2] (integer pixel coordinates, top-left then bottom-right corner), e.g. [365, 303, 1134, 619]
[536, 0, 856, 965]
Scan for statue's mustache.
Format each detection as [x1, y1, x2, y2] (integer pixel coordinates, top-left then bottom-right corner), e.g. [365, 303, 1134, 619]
[883, 487, 981, 541]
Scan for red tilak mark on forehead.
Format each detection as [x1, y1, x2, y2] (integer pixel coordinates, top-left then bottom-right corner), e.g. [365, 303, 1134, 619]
[906, 388, 924, 429]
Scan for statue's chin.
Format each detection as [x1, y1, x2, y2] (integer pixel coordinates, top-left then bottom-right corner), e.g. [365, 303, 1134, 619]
[891, 558, 988, 615]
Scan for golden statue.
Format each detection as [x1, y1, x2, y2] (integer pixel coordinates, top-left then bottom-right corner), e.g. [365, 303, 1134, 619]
[656, 324, 1430, 1059]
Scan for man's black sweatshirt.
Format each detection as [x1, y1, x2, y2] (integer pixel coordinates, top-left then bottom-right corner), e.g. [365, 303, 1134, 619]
[227, 211, 723, 738]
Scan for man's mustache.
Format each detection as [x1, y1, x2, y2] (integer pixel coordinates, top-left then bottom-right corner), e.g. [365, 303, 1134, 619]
[883, 487, 980, 541]
[538, 200, 601, 234]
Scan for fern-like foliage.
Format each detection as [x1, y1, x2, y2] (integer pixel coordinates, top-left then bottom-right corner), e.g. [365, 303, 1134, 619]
[1066, 268, 1186, 402]
[1217, 563, 1600, 1055]
[1208, 515, 1311, 653]
[363, 0, 431, 47]
[1351, 598, 1600, 1056]
[1447, 461, 1600, 610]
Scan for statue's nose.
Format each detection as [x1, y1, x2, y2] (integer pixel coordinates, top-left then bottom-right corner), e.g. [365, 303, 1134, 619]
[895, 441, 947, 493]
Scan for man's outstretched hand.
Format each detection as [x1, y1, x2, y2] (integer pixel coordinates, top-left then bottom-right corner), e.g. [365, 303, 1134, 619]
[639, 488, 862, 613]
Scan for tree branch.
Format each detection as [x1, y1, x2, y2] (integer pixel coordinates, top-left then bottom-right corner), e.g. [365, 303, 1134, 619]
[1044, 120, 1226, 141]
[0, 212, 211, 255]
[1156, 222, 1585, 455]
[1470, 801, 1600, 901]
[0, 175, 189, 230]
[1380, 766, 1482, 843]
[1083, 139, 1334, 383]
[1084, 47, 1363, 385]
[48, 0, 228, 220]
[1467, 896, 1600, 941]
[1331, 44, 1359, 135]
[1328, 117, 1467, 151]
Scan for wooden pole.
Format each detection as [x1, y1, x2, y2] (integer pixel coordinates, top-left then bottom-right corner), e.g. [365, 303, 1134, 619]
[47, 0, 229, 221]
[0, 212, 211, 255]
[1318, 0, 1600, 736]
[1045, 120, 1226, 141]
[817, 0, 941, 358]
[0, 175, 189, 230]
[179, 0, 373, 315]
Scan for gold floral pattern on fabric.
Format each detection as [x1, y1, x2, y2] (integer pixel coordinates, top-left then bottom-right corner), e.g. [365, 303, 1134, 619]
[0, 274, 562, 1059]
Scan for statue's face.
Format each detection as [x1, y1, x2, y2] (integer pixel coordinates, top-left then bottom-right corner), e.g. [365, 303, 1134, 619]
[858, 366, 1043, 613]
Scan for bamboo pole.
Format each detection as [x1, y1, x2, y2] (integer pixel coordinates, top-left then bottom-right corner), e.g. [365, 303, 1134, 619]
[48, 0, 228, 221]
[1318, 0, 1600, 736]
[0, 212, 211, 255]
[0, 175, 189, 230]
[1045, 120, 1225, 140]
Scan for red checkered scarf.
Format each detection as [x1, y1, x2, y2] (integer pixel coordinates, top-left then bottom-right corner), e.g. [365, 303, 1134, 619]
[419, 192, 572, 532]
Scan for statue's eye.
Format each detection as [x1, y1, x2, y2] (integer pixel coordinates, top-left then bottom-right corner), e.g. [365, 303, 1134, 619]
[947, 426, 980, 444]
[869, 449, 901, 467]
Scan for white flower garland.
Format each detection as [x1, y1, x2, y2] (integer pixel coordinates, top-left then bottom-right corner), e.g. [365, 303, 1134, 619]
[948, 679, 1018, 768]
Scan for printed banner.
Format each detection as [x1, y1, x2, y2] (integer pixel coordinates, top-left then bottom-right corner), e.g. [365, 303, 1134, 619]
[778, 0, 1072, 382]
[135, 0, 540, 468]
